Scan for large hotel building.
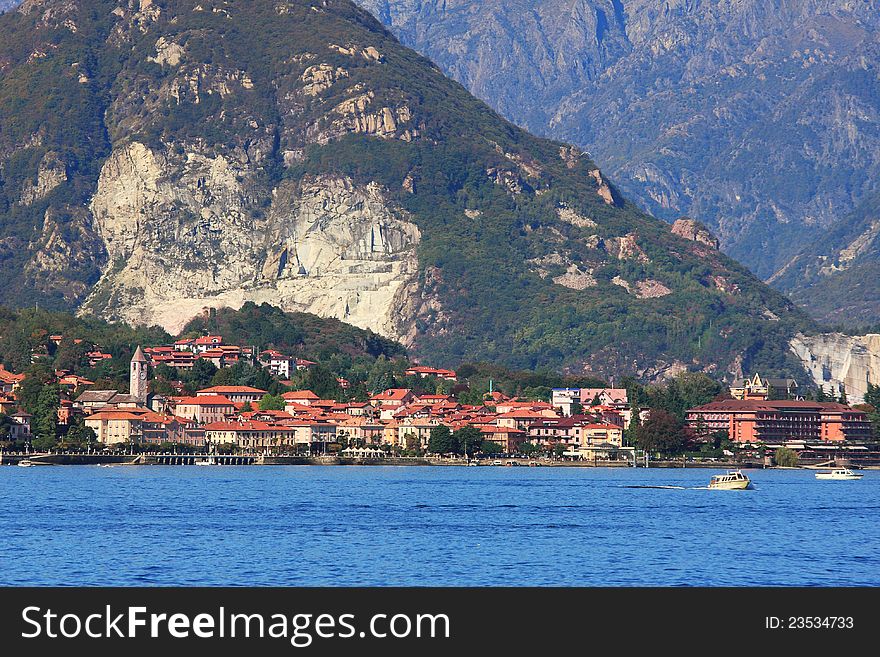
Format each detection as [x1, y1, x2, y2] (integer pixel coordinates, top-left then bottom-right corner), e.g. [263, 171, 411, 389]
[686, 399, 872, 443]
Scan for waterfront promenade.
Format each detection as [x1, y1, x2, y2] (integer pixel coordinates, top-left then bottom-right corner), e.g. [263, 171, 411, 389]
[0, 450, 781, 468]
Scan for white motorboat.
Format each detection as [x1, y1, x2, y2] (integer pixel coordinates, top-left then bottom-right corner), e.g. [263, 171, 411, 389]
[195, 456, 217, 466]
[708, 470, 751, 490]
[815, 468, 863, 480]
[17, 459, 34, 468]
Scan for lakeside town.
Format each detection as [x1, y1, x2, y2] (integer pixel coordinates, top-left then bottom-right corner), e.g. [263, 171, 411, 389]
[2, 331, 878, 468]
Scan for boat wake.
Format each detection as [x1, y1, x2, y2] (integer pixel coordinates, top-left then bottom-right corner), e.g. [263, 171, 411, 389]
[622, 485, 750, 491]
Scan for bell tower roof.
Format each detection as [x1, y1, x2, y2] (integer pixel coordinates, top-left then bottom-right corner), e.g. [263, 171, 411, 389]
[132, 346, 147, 363]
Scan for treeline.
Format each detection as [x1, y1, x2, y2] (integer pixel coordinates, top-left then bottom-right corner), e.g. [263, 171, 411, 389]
[0, 306, 170, 372]
[179, 303, 406, 362]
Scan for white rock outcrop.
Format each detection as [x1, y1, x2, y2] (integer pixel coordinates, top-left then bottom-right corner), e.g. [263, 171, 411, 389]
[790, 332, 880, 404]
[81, 142, 421, 340]
[19, 152, 67, 205]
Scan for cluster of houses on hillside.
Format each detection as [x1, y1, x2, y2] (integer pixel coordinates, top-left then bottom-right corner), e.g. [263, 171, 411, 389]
[0, 335, 632, 459]
[2, 345, 641, 459]
[2, 332, 875, 457]
[68, 347, 637, 459]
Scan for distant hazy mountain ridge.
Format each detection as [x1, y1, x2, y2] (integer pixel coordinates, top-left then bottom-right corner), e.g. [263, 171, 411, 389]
[356, 0, 880, 315]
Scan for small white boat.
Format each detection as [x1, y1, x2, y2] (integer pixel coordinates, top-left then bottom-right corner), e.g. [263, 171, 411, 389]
[17, 459, 34, 468]
[195, 456, 217, 466]
[815, 468, 863, 480]
[708, 470, 751, 490]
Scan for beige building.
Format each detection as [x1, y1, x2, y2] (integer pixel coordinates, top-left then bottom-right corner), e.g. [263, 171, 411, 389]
[396, 418, 441, 449]
[336, 418, 385, 446]
[287, 421, 338, 448]
[204, 421, 294, 448]
[85, 411, 144, 445]
[173, 395, 235, 424]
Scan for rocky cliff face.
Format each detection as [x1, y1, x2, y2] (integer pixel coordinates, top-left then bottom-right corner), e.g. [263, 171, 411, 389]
[0, 0, 816, 378]
[791, 332, 880, 404]
[83, 141, 420, 336]
[356, 0, 880, 303]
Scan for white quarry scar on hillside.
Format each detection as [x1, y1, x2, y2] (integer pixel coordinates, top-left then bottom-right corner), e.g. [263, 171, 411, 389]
[791, 333, 880, 405]
[79, 142, 421, 340]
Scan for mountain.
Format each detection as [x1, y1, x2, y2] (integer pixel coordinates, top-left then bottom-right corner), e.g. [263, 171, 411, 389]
[0, 0, 815, 381]
[355, 0, 880, 307]
[770, 190, 880, 326]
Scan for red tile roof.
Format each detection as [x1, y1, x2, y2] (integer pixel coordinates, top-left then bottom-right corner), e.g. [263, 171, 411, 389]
[197, 386, 268, 395]
[282, 390, 320, 400]
[371, 388, 413, 401]
[691, 399, 855, 413]
[85, 411, 144, 421]
[175, 395, 235, 406]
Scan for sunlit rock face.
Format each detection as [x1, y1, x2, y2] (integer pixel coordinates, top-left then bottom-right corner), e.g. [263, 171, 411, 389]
[84, 140, 420, 339]
[791, 333, 880, 404]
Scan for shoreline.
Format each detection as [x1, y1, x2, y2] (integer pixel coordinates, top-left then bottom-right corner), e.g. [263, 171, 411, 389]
[2, 453, 846, 468]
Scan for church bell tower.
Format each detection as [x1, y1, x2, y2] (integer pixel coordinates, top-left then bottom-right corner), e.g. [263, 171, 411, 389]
[130, 345, 148, 405]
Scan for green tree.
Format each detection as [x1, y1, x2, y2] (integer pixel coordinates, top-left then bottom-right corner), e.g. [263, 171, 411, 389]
[31, 384, 60, 450]
[0, 413, 14, 444]
[154, 363, 178, 382]
[646, 372, 723, 420]
[636, 409, 691, 456]
[64, 416, 97, 449]
[17, 363, 55, 413]
[366, 357, 398, 394]
[774, 447, 799, 467]
[521, 386, 551, 402]
[517, 442, 540, 456]
[258, 394, 285, 411]
[480, 440, 503, 455]
[428, 425, 457, 454]
[864, 384, 880, 408]
[403, 432, 423, 455]
[305, 365, 342, 400]
[625, 406, 641, 447]
[184, 359, 218, 392]
[454, 425, 483, 458]
[859, 385, 880, 440]
[210, 367, 239, 387]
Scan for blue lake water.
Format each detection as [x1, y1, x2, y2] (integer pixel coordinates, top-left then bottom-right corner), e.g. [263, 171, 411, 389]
[1, 466, 878, 586]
